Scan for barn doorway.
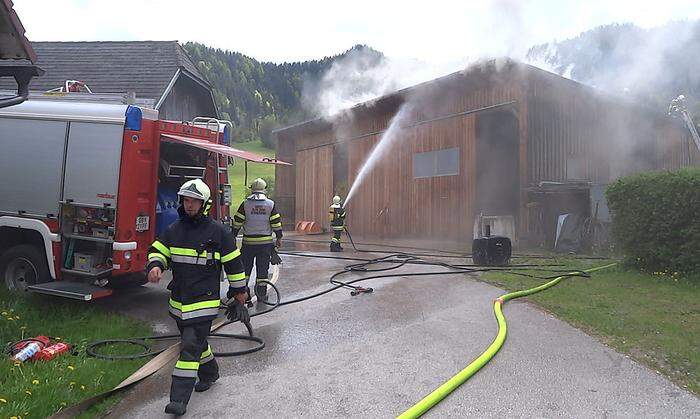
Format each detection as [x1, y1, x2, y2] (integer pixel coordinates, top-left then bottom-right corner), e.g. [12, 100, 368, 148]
[333, 142, 349, 199]
[475, 111, 520, 232]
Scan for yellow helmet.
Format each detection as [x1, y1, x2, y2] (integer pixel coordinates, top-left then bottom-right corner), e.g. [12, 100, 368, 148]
[332, 195, 341, 205]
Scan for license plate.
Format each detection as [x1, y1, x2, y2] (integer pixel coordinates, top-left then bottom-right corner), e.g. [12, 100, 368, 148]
[136, 215, 150, 232]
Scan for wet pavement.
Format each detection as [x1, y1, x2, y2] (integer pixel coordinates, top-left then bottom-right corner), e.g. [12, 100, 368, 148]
[103, 242, 699, 418]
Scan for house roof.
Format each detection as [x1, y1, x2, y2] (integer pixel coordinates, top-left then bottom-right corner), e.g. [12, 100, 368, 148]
[0, 0, 37, 61]
[0, 41, 210, 102]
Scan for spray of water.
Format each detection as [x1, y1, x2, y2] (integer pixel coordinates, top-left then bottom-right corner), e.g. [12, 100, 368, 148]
[343, 103, 412, 208]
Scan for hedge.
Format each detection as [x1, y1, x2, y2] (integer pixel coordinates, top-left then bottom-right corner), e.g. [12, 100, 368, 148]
[606, 167, 700, 275]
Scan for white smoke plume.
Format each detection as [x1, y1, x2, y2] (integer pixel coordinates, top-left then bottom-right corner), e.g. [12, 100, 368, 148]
[302, 47, 471, 119]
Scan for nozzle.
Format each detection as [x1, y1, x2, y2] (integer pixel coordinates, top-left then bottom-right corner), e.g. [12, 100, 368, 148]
[350, 287, 374, 296]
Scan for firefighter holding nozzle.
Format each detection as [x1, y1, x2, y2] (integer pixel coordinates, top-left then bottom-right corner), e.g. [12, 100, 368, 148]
[329, 195, 346, 252]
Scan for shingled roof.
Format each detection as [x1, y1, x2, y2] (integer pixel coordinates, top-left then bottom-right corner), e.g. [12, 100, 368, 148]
[0, 41, 209, 104]
[0, 0, 37, 61]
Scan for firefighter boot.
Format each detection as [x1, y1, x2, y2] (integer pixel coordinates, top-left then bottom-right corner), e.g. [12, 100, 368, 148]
[330, 242, 342, 252]
[165, 401, 187, 416]
[255, 283, 268, 303]
[194, 373, 219, 392]
[195, 360, 219, 393]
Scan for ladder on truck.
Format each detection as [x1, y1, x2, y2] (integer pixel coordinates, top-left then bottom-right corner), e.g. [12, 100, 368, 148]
[0, 89, 156, 108]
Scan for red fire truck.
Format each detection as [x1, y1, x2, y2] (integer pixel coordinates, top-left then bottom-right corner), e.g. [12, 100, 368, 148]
[0, 92, 285, 300]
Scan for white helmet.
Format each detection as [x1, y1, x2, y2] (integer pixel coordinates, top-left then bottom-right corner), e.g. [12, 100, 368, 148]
[251, 178, 267, 192]
[178, 179, 211, 202]
[332, 195, 341, 205]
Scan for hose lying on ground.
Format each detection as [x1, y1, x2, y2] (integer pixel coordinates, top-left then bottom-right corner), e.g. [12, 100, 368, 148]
[68, 240, 615, 419]
[397, 262, 618, 419]
[86, 249, 602, 359]
[85, 280, 280, 360]
[285, 230, 610, 260]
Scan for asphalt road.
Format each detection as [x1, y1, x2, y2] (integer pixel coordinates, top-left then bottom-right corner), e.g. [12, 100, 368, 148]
[104, 249, 699, 418]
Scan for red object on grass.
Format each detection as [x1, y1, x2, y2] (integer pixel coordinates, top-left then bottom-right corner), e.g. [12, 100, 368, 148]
[34, 342, 71, 361]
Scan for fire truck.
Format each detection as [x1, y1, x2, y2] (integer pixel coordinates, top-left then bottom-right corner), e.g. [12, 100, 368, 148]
[0, 92, 284, 300]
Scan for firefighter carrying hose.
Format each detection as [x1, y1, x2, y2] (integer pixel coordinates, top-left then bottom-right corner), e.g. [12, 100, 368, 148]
[232, 178, 283, 305]
[329, 195, 346, 252]
[146, 179, 248, 416]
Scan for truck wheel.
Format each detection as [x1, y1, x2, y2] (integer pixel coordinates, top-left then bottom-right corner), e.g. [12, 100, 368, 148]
[0, 244, 51, 292]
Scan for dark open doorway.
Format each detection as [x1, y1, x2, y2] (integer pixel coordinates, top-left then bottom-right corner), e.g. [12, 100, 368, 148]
[475, 111, 520, 219]
[333, 142, 349, 199]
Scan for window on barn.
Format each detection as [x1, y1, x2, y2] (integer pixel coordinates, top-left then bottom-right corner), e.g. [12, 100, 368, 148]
[413, 148, 460, 179]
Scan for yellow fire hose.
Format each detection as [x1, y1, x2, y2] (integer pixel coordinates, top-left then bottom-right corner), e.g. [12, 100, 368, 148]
[398, 262, 618, 419]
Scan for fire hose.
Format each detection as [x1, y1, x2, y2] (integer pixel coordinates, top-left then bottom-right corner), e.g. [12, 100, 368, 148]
[84, 280, 281, 360]
[60, 239, 615, 418]
[397, 262, 617, 419]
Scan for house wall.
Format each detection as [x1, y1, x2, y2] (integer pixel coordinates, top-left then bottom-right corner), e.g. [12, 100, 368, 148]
[159, 75, 217, 122]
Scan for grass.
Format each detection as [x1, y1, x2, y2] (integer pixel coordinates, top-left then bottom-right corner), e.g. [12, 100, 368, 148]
[229, 140, 276, 206]
[481, 258, 699, 395]
[0, 288, 151, 418]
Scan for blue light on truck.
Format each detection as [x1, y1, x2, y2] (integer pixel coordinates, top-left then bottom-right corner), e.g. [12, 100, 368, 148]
[125, 105, 142, 131]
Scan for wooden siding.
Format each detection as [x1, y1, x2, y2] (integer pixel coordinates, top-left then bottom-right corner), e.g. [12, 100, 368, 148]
[295, 146, 333, 229]
[343, 114, 477, 239]
[159, 75, 217, 121]
[276, 63, 699, 242]
[525, 71, 699, 185]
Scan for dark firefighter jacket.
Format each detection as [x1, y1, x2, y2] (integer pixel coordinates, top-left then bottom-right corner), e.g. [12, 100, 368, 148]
[146, 206, 246, 325]
[328, 204, 346, 230]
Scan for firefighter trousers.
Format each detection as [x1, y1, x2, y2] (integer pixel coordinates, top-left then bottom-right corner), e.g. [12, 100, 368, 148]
[331, 229, 343, 244]
[241, 243, 273, 285]
[330, 226, 343, 248]
[170, 320, 219, 404]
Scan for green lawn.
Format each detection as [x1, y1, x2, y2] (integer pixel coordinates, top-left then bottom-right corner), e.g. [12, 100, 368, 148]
[482, 258, 699, 395]
[0, 289, 150, 418]
[229, 140, 276, 207]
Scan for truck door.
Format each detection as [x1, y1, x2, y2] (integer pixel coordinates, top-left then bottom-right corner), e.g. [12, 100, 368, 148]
[63, 122, 124, 206]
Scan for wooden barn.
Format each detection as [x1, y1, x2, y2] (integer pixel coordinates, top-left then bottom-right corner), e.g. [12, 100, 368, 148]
[274, 60, 699, 246]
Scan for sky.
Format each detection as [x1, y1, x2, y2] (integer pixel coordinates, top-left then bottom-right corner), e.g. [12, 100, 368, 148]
[13, 0, 700, 64]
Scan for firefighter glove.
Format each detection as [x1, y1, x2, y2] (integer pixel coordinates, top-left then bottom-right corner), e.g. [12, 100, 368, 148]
[226, 299, 250, 324]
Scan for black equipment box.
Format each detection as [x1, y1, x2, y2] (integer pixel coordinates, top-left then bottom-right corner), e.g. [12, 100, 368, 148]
[472, 236, 512, 266]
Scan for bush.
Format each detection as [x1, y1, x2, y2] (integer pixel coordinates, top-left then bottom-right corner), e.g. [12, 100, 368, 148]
[606, 167, 700, 275]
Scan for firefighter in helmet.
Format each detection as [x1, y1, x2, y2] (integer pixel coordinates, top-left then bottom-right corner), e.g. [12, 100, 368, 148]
[329, 195, 346, 252]
[146, 179, 248, 416]
[232, 178, 283, 304]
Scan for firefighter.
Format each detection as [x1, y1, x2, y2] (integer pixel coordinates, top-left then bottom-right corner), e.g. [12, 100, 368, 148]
[146, 178, 248, 416]
[232, 178, 282, 304]
[329, 195, 346, 252]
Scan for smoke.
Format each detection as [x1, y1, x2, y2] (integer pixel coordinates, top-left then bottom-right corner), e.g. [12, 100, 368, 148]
[299, 9, 700, 242]
[525, 20, 700, 182]
[302, 47, 471, 119]
[526, 20, 700, 101]
[301, 0, 541, 121]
